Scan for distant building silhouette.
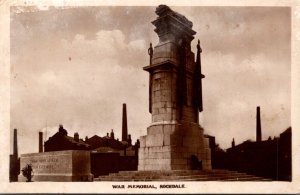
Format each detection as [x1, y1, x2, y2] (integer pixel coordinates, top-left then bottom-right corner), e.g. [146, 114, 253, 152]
[44, 124, 139, 155]
[210, 126, 291, 181]
[44, 125, 91, 152]
[42, 104, 140, 177]
[43, 124, 139, 177]
[278, 127, 292, 181]
[206, 106, 291, 181]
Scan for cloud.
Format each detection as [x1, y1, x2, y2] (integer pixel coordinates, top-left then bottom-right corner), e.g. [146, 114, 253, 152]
[61, 30, 147, 67]
[11, 29, 149, 154]
[202, 51, 290, 148]
[40, 70, 58, 83]
[10, 6, 291, 154]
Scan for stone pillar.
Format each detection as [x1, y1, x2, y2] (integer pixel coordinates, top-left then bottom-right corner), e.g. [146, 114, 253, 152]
[138, 5, 211, 171]
[39, 131, 43, 153]
[122, 103, 128, 142]
[256, 106, 262, 142]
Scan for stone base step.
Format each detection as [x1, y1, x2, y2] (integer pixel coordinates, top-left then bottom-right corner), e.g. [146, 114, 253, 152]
[108, 172, 246, 178]
[94, 169, 271, 181]
[115, 169, 237, 174]
[98, 173, 248, 180]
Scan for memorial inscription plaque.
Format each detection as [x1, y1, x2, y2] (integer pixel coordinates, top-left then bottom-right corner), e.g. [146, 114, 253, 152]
[18, 150, 93, 182]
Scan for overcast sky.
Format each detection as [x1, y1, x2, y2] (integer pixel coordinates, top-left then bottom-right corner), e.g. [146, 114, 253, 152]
[10, 6, 291, 155]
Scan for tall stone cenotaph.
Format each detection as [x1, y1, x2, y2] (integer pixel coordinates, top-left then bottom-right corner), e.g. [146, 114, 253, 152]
[138, 5, 212, 171]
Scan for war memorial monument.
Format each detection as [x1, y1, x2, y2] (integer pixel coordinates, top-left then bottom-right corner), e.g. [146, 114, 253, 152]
[138, 5, 211, 171]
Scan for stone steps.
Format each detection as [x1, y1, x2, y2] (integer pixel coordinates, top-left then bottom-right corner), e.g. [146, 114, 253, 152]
[108, 171, 240, 177]
[94, 169, 271, 181]
[98, 174, 238, 180]
[224, 177, 272, 181]
[100, 172, 248, 180]
[116, 169, 237, 174]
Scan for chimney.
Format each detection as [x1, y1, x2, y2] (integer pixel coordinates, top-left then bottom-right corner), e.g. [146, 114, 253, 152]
[74, 132, 79, 142]
[39, 131, 43, 153]
[127, 134, 132, 146]
[122, 103, 128, 142]
[13, 129, 18, 157]
[110, 129, 115, 139]
[134, 139, 140, 156]
[256, 106, 262, 142]
[232, 138, 235, 148]
[58, 124, 68, 136]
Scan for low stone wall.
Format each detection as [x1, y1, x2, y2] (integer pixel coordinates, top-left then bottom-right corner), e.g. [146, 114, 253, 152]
[18, 150, 93, 182]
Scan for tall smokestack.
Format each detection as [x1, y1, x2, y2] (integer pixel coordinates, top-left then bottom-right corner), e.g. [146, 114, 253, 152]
[122, 103, 128, 142]
[13, 129, 18, 157]
[256, 106, 262, 142]
[39, 131, 43, 152]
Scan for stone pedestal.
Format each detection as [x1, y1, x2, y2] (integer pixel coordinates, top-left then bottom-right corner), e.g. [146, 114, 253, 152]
[138, 122, 211, 170]
[138, 5, 211, 171]
[18, 150, 93, 182]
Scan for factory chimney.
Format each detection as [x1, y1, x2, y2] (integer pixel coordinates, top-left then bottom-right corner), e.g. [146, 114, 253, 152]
[122, 103, 128, 142]
[39, 131, 43, 152]
[256, 106, 262, 142]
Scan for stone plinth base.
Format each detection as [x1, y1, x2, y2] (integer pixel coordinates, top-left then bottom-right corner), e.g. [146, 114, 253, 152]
[18, 150, 93, 182]
[138, 122, 211, 171]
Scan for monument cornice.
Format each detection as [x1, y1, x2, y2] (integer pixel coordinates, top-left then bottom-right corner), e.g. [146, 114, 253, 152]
[152, 15, 196, 41]
[143, 60, 177, 72]
[143, 60, 195, 75]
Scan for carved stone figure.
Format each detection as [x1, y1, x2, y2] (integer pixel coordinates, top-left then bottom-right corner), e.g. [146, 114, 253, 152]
[148, 43, 153, 65]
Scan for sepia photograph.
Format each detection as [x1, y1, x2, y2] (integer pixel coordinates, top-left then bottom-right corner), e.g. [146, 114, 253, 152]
[0, 0, 299, 194]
